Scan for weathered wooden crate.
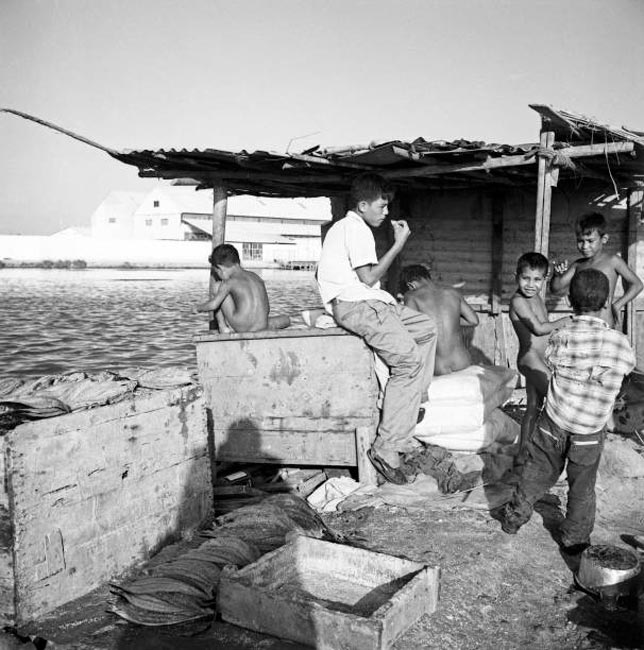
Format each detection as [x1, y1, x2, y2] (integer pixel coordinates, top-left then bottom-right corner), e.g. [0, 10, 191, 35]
[195, 328, 379, 484]
[0, 385, 212, 625]
[218, 536, 440, 649]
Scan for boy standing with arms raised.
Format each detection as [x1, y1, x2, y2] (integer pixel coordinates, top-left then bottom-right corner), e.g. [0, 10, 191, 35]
[551, 212, 642, 327]
[498, 269, 636, 555]
[317, 173, 437, 485]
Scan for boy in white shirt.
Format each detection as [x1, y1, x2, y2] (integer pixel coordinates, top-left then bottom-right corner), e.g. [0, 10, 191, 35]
[317, 173, 437, 484]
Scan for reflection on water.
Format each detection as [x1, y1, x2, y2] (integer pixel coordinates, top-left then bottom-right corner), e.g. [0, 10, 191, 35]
[0, 269, 322, 378]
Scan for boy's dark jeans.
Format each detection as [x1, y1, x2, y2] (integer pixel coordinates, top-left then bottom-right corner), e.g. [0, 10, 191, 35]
[504, 411, 605, 547]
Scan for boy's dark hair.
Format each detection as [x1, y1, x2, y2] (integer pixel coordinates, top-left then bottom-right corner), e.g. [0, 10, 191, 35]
[576, 212, 607, 236]
[349, 173, 393, 208]
[569, 268, 609, 313]
[516, 252, 549, 276]
[208, 244, 240, 267]
[399, 264, 431, 294]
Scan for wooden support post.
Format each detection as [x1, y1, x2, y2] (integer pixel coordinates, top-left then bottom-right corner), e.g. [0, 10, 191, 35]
[385, 199, 403, 296]
[208, 184, 228, 330]
[627, 185, 644, 354]
[490, 193, 507, 366]
[534, 130, 556, 259]
[355, 425, 378, 486]
[212, 184, 228, 247]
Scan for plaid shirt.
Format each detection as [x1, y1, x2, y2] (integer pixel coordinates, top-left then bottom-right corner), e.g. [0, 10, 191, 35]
[545, 315, 636, 435]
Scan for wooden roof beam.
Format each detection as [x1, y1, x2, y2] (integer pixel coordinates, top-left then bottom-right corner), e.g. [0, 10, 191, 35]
[382, 141, 635, 180]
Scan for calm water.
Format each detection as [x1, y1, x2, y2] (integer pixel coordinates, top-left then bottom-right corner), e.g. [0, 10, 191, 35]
[0, 269, 322, 378]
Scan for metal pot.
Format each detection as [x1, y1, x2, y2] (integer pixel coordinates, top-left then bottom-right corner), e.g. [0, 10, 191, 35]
[577, 544, 640, 590]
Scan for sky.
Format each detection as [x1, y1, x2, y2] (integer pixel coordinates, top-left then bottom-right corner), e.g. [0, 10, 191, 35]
[1, 0, 643, 235]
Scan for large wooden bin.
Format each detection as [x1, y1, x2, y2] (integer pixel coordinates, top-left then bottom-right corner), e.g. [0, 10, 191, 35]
[0, 385, 211, 625]
[218, 536, 440, 649]
[195, 328, 379, 484]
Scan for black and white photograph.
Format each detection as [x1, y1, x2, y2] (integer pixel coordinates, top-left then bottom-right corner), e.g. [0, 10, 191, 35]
[1, 1, 643, 648]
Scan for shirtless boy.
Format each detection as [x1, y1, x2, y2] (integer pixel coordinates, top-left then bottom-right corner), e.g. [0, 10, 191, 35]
[510, 253, 571, 454]
[197, 244, 290, 333]
[551, 212, 642, 327]
[400, 264, 479, 376]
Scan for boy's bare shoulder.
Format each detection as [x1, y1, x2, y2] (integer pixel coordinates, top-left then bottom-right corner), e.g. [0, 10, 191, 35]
[236, 268, 265, 285]
[509, 291, 525, 308]
[438, 285, 461, 299]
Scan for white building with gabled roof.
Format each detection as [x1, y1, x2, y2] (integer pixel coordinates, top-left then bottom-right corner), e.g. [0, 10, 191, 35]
[90, 186, 330, 267]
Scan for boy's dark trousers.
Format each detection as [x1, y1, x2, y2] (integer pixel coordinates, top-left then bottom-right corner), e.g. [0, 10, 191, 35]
[503, 411, 605, 547]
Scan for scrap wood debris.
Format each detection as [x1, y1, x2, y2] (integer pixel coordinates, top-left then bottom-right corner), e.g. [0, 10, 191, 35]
[109, 493, 348, 627]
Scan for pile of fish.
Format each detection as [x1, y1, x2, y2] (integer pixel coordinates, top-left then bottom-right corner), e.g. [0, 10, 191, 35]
[0, 367, 196, 431]
[109, 535, 260, 626]
[204, 493, 345, 553]
[110, 493, 346, 627]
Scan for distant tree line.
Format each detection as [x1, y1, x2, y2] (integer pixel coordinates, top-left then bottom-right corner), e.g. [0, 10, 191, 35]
[0, 259, 88, 269]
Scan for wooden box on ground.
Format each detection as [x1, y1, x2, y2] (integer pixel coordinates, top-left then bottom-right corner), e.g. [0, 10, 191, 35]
[0, 385, 211, 625]
[195, 328, 379, 484]
[218, 536, 440, 649]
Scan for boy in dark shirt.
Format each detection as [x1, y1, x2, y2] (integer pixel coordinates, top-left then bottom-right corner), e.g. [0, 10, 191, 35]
[498, 269, 636, 556]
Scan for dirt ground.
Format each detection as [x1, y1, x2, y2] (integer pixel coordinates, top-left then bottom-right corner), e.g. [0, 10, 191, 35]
[5, 403, 644, 650]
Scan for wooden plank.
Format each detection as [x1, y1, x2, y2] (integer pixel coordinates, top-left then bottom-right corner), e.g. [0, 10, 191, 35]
[213, 429, 358, 465]
[195, 327, 351, 343]
[197, 335, 377, 419]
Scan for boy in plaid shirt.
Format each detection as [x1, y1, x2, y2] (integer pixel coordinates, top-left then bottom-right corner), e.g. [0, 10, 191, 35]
[497, 269, 636, 555]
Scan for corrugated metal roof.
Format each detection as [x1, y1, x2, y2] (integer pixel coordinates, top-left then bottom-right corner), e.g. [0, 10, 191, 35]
[3, 105, 644, 198]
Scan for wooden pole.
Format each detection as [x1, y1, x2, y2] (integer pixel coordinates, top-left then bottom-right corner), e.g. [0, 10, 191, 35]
[490, 193, 507, 366]
[208, 184, 228, 330]
[212, 184, 228, 247]
[534, 130, 555, 258]
[626, 185, 644, 356]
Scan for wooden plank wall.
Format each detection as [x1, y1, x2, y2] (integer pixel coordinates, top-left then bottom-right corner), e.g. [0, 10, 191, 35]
[388, 181, 632, 370]
[0, 445, 15, 622]
[401, 190, 493, 304]
[3, 385, 211, 624]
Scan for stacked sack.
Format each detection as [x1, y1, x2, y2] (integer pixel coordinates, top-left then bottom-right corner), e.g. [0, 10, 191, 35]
[415, 364, 519, 452]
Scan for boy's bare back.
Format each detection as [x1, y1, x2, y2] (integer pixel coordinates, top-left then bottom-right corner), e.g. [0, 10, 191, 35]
[404, 283, 476, 375]
[199, 244, 290, 333]
[218, 268, 270, 332]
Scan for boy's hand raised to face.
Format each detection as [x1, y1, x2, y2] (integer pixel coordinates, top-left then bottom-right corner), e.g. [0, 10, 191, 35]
[391, 219, 411, 246]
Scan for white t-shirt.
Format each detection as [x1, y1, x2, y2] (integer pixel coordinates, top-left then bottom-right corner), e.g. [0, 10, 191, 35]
[316, 211, 396, 312]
